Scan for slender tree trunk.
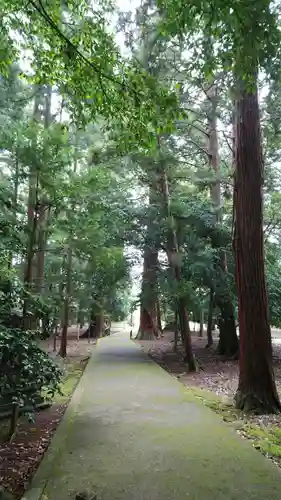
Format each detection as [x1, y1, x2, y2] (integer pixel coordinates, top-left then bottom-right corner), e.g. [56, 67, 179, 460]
[157, 142, 196, 371]
[174, 309, 178, 351]
[207, 83, 238, 358]
[36, 205, 51, 293]
[199, 309, 204, 337]
[3, 152, 20, 326]
[23, 172, 38, 330]
[36, 85, 53, 296]
[59, 129, 77, 357]
[206, 288, 214, 348]
[59, 245, 72, 358]
[23, 89, 42, 330]
[156, 299, 163, 334]
[8, 152, 19, 270]
[234, 73, 280, 413]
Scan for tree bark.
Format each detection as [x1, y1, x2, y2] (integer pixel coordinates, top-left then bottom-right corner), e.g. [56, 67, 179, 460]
[95, 310, 104, 338]
[234, 73, 280, 413]
[35, 85, 53, 296]
[137, 305, 159, 340]
[59, 128, 78, 357]
[199, 309, 204, 337]
[23, 88, 43, 330]
[59, 245, 72, 358]
[206, 288, 214, 347]
[156, 141, 196, 371]
[206, 83, 238, 358]
[156, 299, 163, 334]
[174, 309, 179, 351]
[137, 190, 161, 340]
[23, 162, 39, 329]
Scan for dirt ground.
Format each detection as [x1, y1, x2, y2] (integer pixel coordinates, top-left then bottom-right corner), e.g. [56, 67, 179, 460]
[134, 329, 281, 460]
[134, 329, 281, 399]
[0, 327, 94, 499]
[3, 326, 281, 497]
[134, 328, 281, 432]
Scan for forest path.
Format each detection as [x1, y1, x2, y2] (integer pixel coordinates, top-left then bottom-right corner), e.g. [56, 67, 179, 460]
[24, 324, 281, 500]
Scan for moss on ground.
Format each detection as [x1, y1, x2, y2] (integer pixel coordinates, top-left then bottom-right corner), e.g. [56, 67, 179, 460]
[0, 421, 9, 440]
[185, 386, 281, 464]
[54, 359, 87, 404]
[244, 424, 281, 459]
[0, 357, 88, 442]
[185, 387, 241, 421]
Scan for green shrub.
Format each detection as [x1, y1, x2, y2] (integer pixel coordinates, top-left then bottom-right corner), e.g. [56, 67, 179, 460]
[0, 327, 62, 408]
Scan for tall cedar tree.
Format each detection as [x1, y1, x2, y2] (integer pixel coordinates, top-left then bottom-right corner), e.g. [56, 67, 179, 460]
[234, 76, 280, 413]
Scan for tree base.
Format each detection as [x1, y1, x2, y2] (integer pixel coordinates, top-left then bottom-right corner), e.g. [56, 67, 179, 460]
[235, 389, 281, 414]
[205, 342, 213, 349]
[135, 329, 159, 340]
[217, 346, 239, 361]
[163, 322, 175, 332]
[183, 355, 198, 372]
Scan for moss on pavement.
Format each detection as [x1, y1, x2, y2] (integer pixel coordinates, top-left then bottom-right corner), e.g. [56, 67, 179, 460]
[185, 385, 281, 464]
[24, 327, 281, 500]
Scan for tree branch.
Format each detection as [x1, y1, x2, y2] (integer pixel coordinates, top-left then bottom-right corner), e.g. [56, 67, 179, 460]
[28, 0, 140, 100]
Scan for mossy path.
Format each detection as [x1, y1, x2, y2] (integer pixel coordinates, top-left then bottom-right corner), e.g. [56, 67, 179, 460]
[24, 325, 281, 500]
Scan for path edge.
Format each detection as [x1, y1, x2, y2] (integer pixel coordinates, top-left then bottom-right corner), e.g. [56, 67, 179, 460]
[21, 347, 98, 500]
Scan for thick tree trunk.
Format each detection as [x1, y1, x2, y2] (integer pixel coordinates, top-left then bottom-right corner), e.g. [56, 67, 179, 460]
[137, 205, 161, 340]
[96, 311, 104, 338]
[81, 321, 96, 339]
[207, 83, 238, 357]
[81, 305, 104, 340]
[216, 297, 239, 358]
[234, 74, 280, 413]
[136, 306, 158, 340]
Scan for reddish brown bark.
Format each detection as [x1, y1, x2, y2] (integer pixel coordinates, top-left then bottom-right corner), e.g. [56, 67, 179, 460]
[234, 76, 280, 413]
[137, 306, 157, 340]
[137, 186, 161, 340]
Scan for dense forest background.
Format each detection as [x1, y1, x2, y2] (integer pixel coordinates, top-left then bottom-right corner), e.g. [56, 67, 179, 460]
[1, 0, 281, 417]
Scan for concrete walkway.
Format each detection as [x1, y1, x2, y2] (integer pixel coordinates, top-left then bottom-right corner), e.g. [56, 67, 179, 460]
[24, 325, 281, 500]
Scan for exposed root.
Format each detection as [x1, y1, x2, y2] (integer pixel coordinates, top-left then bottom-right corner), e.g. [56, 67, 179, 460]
[235, 390, 281, 414]
[135, 328, 159, 341]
